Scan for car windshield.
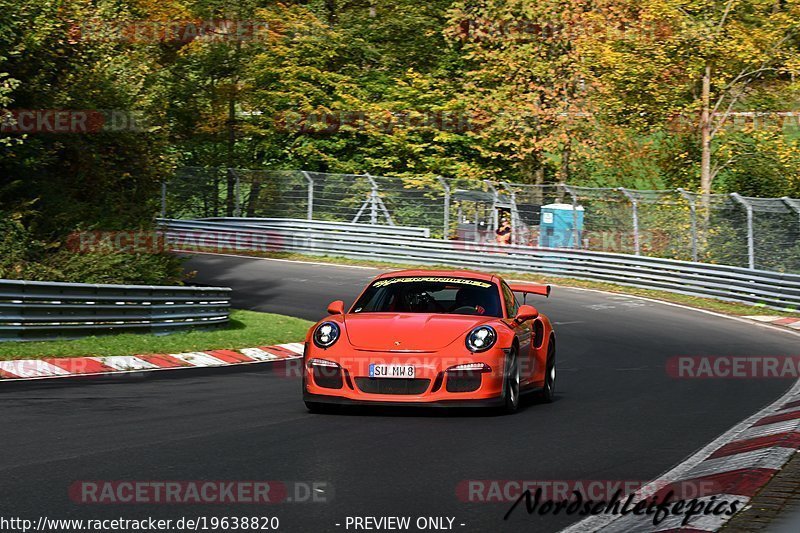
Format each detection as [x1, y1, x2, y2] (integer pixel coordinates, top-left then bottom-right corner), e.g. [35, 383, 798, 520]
[351, 277, 502, 317]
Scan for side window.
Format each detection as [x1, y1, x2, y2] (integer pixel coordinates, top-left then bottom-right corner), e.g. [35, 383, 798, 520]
[501, 283, 519, 319]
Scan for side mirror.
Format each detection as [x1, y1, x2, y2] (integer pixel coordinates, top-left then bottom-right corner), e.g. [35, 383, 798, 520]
[514, 304, 539, 323]
[327, 300, 345, 315]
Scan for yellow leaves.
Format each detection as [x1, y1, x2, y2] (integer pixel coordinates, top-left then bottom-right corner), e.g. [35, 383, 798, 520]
[128, 0, 192, 21]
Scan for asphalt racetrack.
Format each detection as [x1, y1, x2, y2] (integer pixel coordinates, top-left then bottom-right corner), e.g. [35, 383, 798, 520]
[1, 253, 798, 532]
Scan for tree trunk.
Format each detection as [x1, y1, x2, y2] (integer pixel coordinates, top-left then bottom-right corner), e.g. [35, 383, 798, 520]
[521, 153, 544, 204]
[560, 138, 571, 183]
[698, 63, 712, 256]
[700, 64, 712, 199]
[226, 97, 236, 216]
[225, 41, 241, 217]
[534, 166, 545, 186]
[325, 0, 337, 25]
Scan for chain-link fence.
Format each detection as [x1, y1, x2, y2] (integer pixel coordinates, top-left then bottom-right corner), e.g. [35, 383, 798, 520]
[161, 167, 800, 273]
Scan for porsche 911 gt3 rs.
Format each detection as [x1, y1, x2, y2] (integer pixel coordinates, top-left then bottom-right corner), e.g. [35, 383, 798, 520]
[302, 270, 556, 413]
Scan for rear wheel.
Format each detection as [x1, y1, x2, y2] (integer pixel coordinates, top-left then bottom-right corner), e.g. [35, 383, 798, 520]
[502, 346, 520, 413]
[540, 338, 556, 403]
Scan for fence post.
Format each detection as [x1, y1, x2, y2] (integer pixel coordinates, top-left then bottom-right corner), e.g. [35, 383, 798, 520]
[301, 171, 314, 220]
[677, 188, 698, 262]
[562, 184, 580, 249]
[228, 168, 242, 217]
[484, 181, 499, 231]
[783, 196, 800, 233]
[161, 180, 167, 218]
[620, 188, 640, 255]
[731, 193, 755, 270]
[436, 176, 450, 240]
[500, 182, 518, 244]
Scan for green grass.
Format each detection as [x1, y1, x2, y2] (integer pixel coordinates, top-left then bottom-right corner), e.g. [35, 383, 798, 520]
[189, 249, 800, 319]
[0, 310, 312, 361]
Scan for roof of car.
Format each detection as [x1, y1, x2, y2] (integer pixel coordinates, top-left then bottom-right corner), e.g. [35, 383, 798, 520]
[375, 269, 498, 283]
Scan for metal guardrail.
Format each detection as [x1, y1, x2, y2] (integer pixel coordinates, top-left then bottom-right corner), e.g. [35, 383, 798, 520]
[163, 219, 800, 313]
[195, 217, 431, 238]
[0, 279, 231, 341]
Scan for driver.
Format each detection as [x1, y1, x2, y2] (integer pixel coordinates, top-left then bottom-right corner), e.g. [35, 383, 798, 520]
[405, 288, 436, 313]
[452, 287, 487, 315]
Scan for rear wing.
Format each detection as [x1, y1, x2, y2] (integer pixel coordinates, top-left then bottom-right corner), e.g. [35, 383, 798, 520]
[508, 282, 551, 298]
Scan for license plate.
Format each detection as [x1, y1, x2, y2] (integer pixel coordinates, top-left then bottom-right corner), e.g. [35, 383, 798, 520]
[369, 364, 415, 379]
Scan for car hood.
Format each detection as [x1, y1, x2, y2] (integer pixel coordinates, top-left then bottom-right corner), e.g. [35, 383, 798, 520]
[343, 313, 493, 351]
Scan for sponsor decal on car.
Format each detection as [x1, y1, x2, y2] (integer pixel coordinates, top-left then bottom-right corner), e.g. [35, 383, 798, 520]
[372, 277, 492, 288]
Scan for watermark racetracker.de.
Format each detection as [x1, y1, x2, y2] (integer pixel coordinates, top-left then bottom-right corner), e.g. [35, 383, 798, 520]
[273, 110, 481, 135]
[71, 19, 269, 43]
[0, 110, 147, 134]
[69, 480, 331, 504]
[66, 231, 285, 254]
[668, 356, 800, 379]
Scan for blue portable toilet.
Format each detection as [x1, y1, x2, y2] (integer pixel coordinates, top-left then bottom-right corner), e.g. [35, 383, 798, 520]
[538, 203, 584, 249]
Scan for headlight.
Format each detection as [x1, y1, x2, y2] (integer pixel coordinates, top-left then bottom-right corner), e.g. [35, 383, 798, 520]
[465, 325, 496, 352]
[313, 321, 340, 348]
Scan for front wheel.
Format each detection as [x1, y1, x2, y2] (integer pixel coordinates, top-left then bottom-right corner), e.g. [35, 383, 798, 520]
[502, 346, 521, 414]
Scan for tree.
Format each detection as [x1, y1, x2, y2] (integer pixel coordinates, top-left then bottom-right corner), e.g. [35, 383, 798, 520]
[445, 0, 594, 186]
[577, 0, 800, 195]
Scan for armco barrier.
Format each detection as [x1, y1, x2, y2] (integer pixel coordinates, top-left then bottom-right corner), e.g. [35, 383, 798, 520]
[162, 219, 800, 313]
[0, 279, 231, 341]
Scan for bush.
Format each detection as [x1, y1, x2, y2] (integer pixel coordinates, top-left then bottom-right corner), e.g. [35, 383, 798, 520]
[0, 218, 184, 285]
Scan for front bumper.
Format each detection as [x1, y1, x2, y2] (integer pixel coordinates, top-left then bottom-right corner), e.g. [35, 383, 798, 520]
[303, 391, 505, 408]
[303, 346, 508, 405]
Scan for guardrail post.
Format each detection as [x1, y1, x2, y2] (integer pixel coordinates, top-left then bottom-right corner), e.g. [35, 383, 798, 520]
[731, 193, 755, 270]
[678, 188, 698, 262]
[562, 184, 581, 249]
[161, 180, 167, 218]
[436, 176, 450, 240]
[301, 171, 314, 220]
[620, 188, 640, 255]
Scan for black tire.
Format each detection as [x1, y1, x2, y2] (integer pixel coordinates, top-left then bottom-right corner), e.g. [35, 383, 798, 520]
[539, 338, 556, 403]
[502, 346, 521, 414]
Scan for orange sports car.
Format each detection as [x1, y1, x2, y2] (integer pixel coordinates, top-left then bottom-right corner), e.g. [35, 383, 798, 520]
[302, 270, 556, 413]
